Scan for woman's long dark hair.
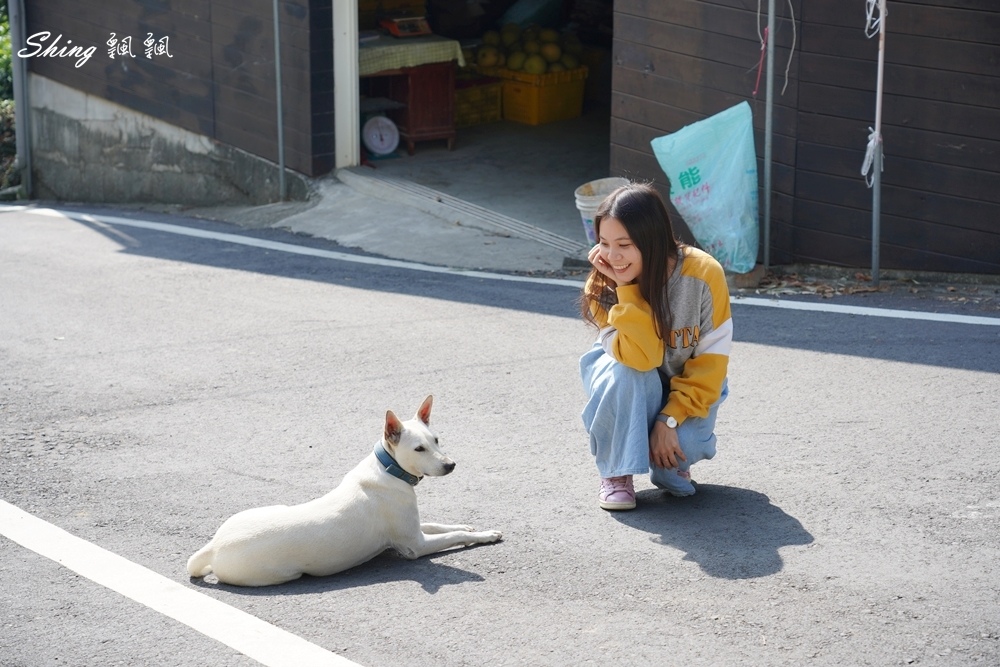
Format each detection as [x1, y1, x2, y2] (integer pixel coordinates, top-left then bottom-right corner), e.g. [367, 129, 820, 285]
[580, 182, 684, 339]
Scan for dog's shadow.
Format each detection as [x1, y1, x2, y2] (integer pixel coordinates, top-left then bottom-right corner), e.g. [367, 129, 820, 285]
[189, 546, 490, 596]
[614, 484, 814, 579]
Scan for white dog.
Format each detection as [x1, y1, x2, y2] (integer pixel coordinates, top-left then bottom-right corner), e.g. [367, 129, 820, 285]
[186, 396, 502, 586]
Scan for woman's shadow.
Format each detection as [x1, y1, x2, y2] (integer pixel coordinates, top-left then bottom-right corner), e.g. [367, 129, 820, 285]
[612, 484, 813, 579]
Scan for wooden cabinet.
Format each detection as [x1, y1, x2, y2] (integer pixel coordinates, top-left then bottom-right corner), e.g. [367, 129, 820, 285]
[366, 61, 456, 155]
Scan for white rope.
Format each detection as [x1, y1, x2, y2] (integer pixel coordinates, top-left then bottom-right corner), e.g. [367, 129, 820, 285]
[865, 0, 883, 38]
[782, 0, 796, 95]
[861, 0, 887, 187]
[756, 0, 797, 96]
[861, 127, 882, 186]
[757, 0, 764, 42]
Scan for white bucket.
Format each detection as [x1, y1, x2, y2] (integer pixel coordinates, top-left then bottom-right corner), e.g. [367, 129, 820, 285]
[574, 177, 630, 244]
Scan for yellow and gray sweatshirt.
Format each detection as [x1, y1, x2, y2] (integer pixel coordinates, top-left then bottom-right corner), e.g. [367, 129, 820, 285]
[588, 245, 733, 426]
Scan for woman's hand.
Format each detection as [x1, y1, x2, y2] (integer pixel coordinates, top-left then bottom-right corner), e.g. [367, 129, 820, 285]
[649, 420, 687, 469]
[588, 244, 618, 287]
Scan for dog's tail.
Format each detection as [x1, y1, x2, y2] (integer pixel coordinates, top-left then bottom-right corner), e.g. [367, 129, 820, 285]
[186, 544, 214, 578]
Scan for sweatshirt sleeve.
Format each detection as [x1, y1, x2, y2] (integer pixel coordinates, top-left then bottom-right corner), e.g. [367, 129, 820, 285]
[594, 284, 665, 372]
[662, 260, 732, 425]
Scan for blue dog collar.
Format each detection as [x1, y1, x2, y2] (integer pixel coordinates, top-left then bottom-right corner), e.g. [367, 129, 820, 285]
[374, 442, 421, 486]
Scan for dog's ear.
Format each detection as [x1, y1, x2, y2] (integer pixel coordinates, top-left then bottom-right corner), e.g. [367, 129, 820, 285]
[384, 410, 403, 446]
[416, 395, 433, 425]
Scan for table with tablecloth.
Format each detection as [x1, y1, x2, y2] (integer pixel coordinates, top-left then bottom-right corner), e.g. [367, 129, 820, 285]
[358, 34, 465, 77]
[359, 34, 465, 154]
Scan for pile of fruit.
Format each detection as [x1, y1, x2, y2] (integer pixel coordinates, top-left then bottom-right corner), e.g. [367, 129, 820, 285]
[473, 23, 584, 75]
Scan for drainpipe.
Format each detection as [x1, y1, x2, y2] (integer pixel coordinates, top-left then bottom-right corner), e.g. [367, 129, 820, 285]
[9, 0, 33, 198]
[272, 0, 286, 200]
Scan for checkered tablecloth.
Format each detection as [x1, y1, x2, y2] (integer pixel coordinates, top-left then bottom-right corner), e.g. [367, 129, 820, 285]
[359, 34, 465, 76]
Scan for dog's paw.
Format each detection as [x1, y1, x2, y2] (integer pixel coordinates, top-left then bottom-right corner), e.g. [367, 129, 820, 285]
[478, 530, 502, 543]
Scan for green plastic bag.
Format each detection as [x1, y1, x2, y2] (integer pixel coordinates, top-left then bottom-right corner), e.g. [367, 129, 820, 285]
[651, 102, 759, 274]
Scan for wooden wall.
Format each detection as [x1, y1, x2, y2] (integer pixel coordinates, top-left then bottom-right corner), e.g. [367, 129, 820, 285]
[611, 0, 1000, 275]
[24, 0, 334, 177]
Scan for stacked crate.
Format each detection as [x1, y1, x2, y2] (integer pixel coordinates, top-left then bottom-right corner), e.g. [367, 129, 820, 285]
[479, 66, 588, 125]
[454, 75, 503, 127]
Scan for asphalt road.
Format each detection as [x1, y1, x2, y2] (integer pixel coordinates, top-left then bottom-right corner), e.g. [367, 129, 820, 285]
[2, 206, 999, 667]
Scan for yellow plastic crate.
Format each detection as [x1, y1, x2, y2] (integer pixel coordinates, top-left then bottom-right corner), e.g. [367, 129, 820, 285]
[454, 78, 503, 128]
[479, 66, 588, 126]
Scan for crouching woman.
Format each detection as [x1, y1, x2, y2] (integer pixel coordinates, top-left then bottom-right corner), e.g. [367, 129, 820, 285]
[579, 183, 733, 510]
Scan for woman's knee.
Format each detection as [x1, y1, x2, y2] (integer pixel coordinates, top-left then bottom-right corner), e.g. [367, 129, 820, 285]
[679, 430, 717, 463]
[606, 359, 661, 389]
[584, 352, 659, 393]
[676, 415, 719, 463]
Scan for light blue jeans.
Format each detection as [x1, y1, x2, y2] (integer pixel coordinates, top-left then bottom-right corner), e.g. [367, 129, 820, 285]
[580, 343, 728, 496]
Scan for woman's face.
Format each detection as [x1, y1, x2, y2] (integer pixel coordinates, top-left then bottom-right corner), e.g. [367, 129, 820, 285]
[598, 216, 643, 285]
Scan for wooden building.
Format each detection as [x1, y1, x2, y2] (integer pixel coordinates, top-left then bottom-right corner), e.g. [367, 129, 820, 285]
[611, 0, 999, 274]
[16, 0, 1000, 274]
[23, 0, 335, 177]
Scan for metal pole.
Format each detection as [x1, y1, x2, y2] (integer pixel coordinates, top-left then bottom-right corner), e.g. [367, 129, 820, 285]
[872, 148, 881, 286]
[9, 0, 32, 198]
[272, 0, 286, 201]
[871, 0, 886, 287]
[763, 0, 775, 270]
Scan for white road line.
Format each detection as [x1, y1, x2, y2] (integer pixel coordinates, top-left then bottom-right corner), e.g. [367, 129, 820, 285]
[11, 206, 586, 287]
[0, 500, 362, 667]
[733, 296, 1000, 326]
[3, 204, 998, 326]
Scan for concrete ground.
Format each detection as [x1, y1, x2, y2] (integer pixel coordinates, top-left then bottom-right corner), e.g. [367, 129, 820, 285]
[108, 105, 998, 309]
[2, 208, 998, 667]
[151, 106, 609, 274]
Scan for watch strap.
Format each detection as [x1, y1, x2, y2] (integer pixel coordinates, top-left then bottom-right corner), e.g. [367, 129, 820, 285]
[655, 414, 678, 428]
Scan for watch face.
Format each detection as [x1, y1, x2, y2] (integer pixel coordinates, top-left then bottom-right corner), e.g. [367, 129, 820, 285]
[362, 115, 399, 156]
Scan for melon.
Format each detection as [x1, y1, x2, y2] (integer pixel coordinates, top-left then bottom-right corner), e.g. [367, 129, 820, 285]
[506, 50, 528, 72]
[477, 46, 500, 68]
[559, 53, 580, 70]
[500, 24, 521, 47]
[540, 42, 562, 63]
[539, 28, 560, 43]
[523, 54, 547, 75]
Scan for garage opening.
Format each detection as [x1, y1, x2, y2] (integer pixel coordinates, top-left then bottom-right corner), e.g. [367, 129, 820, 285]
[353, 0, 614, 249]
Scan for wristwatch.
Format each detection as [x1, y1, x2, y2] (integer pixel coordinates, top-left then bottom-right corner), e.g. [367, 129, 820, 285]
[656, 414, 678, 429]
